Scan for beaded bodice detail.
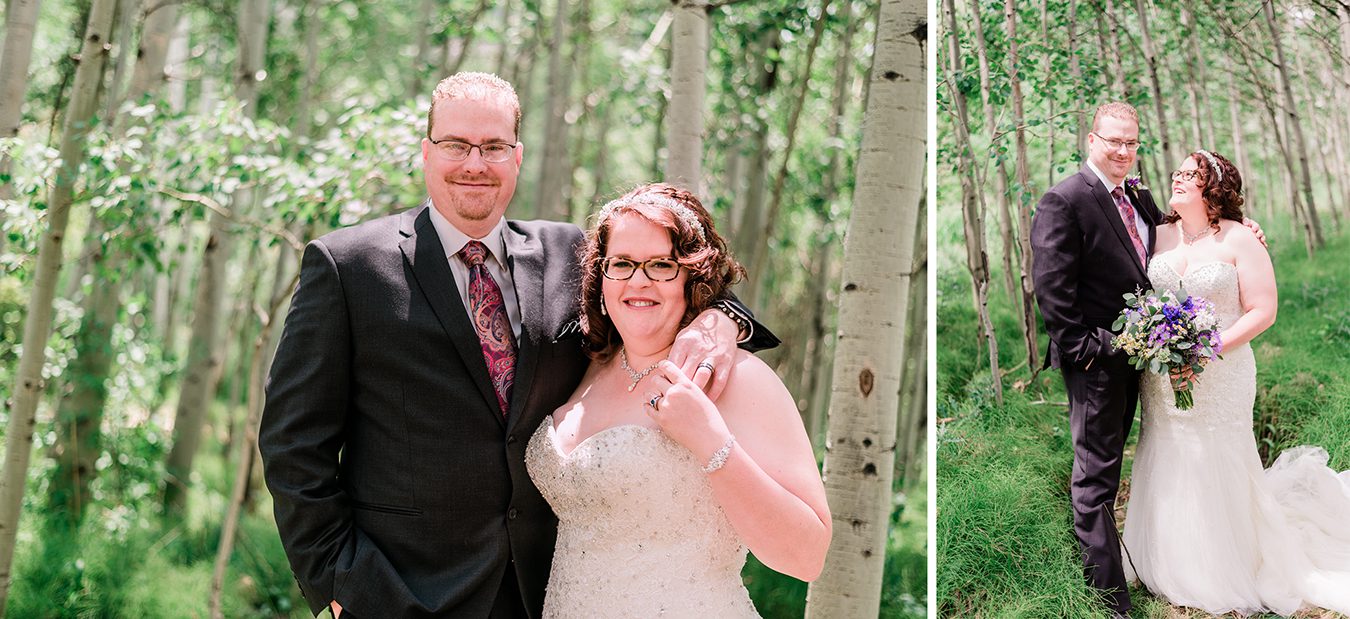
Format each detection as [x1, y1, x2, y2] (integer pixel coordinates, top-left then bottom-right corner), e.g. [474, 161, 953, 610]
[1140, 260, 1254, 433]
[524, 415, 759, 618]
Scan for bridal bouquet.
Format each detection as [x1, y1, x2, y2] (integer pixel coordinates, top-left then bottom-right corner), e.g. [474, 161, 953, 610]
[1111, 287, 1224, 410]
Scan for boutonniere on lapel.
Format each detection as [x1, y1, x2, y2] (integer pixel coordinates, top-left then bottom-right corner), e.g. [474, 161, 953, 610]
[1125, 174, 1148, 193]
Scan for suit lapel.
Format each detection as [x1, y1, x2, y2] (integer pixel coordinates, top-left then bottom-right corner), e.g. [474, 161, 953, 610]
[502, 222, 544, 433]
[398, 202, 504, 428]
[1082, 166, 1148, 280]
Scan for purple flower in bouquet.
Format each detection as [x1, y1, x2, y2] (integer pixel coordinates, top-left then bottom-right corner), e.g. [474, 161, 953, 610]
[1111, 287, 1223, 410]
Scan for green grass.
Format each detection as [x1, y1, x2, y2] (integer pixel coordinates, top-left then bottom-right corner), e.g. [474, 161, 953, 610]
[937, 228, 1350, 618]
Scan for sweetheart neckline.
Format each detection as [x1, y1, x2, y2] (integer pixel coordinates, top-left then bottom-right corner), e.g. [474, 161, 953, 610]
[1156, 259, 1236, 280]
[543, 414, 661, 460]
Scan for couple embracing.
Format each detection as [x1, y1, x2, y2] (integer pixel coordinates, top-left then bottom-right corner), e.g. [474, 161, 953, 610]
[1032, 101, 1350, 617]
[258, 73, 831, 618]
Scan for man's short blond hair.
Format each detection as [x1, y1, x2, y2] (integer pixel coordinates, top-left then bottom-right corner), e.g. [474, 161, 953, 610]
[427, 72, 522, 140]
[1092, 102, 1139, 131]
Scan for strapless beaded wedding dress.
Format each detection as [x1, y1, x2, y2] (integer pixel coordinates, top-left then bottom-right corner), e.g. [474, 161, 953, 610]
[1123, 260, 1350, 616]
[524, 415, 759, 618]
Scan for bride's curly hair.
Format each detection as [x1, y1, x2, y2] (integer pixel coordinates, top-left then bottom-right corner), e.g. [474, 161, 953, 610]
[577, 183, 744, 363]
[1163, 150, 1245, 229]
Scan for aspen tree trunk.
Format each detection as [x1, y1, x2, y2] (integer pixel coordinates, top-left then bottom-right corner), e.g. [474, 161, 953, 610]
[495, 0, 515, 78]
[1303, 51, 1342, 226]
[1040, 0, 1055, 191]
[0, 0, 116, 610]
[587, 99, 613, 208]
[443, 0, 491, 77]
[664, 0, 710, 195]
[1068, 0, 1086, 153]
[895, 194, 927, 487]
[293, 0, 320, 141]
[49, 0, 177, 525]
[946, 0, 1002, 404]
[208, 270, 297, 619]
[799, 235, 832, 447]
[101, 0, 140, 119]
[1180, 7, 1206, 149]
[1266, 115, 1296, 229]
[128, 0, 180, 100]
[1263, 0, 1324, 247]
[966, 0, 1018, 306]
[165, 14, 189, 110]
[823, 0, 856, 204]
[48, 221, 119, 526]
[534, 0, 573, 220]
[0, 0, 45, 250]
[1133, 0, 1174, 169]
[562, 0, 592, 222]
[1227, 80, 1253, 215]
[747, 0, 831, 305]
[721, 32, 754, 238]
[1099, 0, 1126, 97]
[409, 0, 434, 100]
[1004, 0, 1038, 373]
[1337, 4, 1350, 217]
[1325, 55, 1350, 217]
[804, 0, 924, 612]
[801, 0, 858, 446]
[1225, 14, 1314, 255]
[163, 0, 271, 518]
[731, 29, 780, 269]
[650, 37, 671, 180]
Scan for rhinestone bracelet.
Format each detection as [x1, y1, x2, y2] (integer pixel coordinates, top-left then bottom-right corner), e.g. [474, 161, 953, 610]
[701, 435, 736, 473]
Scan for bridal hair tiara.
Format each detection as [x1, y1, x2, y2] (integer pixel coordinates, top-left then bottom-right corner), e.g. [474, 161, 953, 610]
[1196, 150, 1224, 183]
[597, 194, 707, 242]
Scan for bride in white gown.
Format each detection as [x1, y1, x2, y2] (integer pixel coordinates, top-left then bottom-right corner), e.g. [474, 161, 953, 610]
[525, 183, 831, 617]
[1123, 150, 1350, 616]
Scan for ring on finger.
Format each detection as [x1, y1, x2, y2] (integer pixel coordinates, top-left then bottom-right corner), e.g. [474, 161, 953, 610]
[648, 393, 664, 411]
[697, 360, 715, 374]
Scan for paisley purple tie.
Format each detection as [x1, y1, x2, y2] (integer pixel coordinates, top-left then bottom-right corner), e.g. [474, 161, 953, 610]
[458, 240, 516, 416]
[1112, 187, 1147, 267]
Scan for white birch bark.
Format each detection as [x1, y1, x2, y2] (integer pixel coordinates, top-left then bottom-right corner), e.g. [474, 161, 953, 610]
[0, 0, 44, 246]
[803, 0, 923, 613]
[966, 0, 1017, 308]
[1005, 0, 1038, 371]
[0, 0, 117, 610]
[947, 0, 1002, 404]
[533, 0, 573, 220]
[747, 0, 831, 304]
[128, 0, 181, 101]
[163, 0, 270, 517]
[1262, 0, 1324, 247]
[664, 0, 709, 196]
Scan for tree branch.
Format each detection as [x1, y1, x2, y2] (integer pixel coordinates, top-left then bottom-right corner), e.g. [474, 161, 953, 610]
[158, 187, 305, 251]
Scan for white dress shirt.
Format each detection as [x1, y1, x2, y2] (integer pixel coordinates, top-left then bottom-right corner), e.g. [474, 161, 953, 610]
[427, 206, 523, 339]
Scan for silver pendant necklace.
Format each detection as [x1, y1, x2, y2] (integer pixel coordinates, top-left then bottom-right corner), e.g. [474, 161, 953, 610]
[619, 348, 662, 392]
[1180, 222, 1214, 244]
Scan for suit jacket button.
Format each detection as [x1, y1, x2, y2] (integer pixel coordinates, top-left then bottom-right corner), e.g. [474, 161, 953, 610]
[508, 507, 519, 520]
[506, 434, 517, 444]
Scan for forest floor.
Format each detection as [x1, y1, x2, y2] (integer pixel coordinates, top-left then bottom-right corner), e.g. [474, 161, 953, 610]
[936, 228, 1350, 618]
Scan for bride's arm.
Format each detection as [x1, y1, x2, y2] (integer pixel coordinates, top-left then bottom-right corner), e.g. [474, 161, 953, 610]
[1222, 225, 1278, 350]
[646, 357, 831, 581]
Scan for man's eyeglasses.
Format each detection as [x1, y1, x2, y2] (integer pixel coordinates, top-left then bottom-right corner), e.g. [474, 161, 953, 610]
[1171, 169, 1202, 183]
[428, 138, 517, 163]
[601, 257, 682, 282]
[1092, 133, 1142, 152]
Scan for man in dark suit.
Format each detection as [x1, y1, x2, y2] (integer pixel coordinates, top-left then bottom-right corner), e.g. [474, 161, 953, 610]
[260, 73, 776, 618]
[1031, 102, 1160, 617]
